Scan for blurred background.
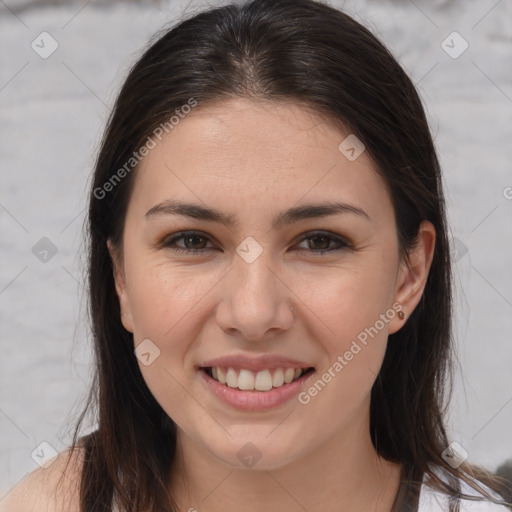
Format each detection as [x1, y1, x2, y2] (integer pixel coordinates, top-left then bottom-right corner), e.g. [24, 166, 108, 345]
[1, 0, 511, 500]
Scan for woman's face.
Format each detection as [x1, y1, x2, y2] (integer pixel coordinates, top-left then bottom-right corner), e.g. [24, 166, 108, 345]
[110, 98, 433, 471]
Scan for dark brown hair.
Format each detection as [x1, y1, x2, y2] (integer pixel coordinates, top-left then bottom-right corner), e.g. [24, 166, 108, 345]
[63, 0, 510, 510]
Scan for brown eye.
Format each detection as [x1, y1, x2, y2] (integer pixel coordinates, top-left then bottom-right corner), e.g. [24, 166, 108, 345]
[295, 231, 352, 255]
[306, 234, 331, 251]
[181, 233, 208, 250]
[162, 231, 214, 254]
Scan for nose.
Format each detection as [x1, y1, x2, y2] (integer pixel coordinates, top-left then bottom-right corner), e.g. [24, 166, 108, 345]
[215, 250, 294, 341]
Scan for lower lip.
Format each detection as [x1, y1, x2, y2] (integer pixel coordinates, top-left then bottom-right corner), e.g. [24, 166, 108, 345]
[198, 368, 315, 412]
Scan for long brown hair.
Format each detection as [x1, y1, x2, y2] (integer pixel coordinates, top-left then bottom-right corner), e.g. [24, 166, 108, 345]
[63, 0, 510, 510]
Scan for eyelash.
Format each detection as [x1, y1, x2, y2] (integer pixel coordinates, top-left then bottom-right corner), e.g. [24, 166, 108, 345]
[160, 230, 353, 256]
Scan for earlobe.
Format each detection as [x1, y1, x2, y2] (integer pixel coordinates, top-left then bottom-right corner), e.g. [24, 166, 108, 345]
[107, 239, 134, 333]
[388, 221, 436, 334]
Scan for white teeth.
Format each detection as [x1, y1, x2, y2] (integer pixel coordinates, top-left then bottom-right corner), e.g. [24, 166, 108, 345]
[272, 368, 285, 387]
[238, 369, 255, 390]
[226, 368, 238, 388]
[217, 367, 226, 384]
[284, 368, 295, 384]
[254, 369, 273, 391]
[208, 366, 310, 391]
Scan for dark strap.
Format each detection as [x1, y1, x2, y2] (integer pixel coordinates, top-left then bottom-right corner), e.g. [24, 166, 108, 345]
[390, 465, 423, 512]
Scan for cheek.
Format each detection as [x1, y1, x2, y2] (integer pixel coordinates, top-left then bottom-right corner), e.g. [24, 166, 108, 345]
[126, 259, 217, 339]
[295, 258, 397, 351]
[291, 259, 398, 415]
[295, 269, 394, 420]
[124, 262, 217, 420]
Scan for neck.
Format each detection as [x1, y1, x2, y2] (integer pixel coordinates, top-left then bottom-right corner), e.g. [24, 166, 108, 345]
[168, 411, 402, 512]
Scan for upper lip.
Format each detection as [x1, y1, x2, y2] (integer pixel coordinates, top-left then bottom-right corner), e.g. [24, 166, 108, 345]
[199, 354, 315, 372]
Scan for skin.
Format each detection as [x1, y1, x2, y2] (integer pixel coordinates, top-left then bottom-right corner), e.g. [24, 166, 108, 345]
[110, 98, 436, 512]
[1, 97, 435, 512]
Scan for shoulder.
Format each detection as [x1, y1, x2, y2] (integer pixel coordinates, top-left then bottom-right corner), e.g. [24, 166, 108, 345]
[0, 447, 84, 512]
[418, 465, 510, 512]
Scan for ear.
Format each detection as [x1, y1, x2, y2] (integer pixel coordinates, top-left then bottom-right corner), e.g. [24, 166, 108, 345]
[107, 239, 134, 333]
[388, 220, 436, 334]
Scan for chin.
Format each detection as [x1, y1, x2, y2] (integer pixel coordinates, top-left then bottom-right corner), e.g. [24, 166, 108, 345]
[206, 434, 305, 471]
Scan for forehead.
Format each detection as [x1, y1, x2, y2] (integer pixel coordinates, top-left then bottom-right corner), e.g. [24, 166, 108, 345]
[131, 98, 393, 225]
[140, 98, 367, 174]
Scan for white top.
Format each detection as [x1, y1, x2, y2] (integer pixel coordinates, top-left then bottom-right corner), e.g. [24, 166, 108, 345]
[417, 467, 509, 511]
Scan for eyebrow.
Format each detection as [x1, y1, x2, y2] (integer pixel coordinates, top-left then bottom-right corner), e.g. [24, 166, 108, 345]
[145, 199, 370, 230]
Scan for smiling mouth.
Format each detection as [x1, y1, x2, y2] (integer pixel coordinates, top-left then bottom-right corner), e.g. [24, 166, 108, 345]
[201, 366, 315, 392]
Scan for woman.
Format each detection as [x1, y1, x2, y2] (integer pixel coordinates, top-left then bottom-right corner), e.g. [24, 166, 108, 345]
[3, 0, 510, 510]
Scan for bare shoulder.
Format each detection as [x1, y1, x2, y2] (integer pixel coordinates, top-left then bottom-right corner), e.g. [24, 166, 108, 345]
[0, 447, 85, 512]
